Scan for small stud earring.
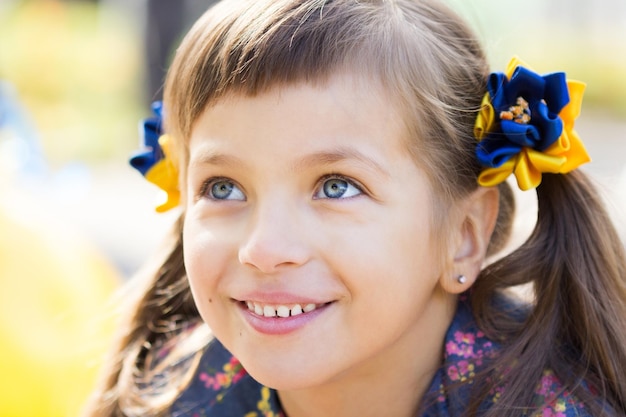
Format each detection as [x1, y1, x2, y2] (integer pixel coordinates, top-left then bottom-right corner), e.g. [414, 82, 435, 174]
[457, 275, 467, 284]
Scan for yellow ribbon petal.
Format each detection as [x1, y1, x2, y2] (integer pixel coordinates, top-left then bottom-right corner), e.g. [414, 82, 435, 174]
[474, 93, 495, 141]
[526, 148, 567, 174]
[478, 159, 516, 188]
[554, 80, 591, 173]
[144, 134, 180, 212]
[514, 150, 543, 190]
[560, 80, 586, 130]
[504, 56, 532, 78]
[540, 80, 590, 174]
[544, 129, 590, 174]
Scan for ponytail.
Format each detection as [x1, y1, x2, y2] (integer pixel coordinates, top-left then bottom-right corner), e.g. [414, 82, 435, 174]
[82, 215, 206, 416]
[471, 170, 626, 416]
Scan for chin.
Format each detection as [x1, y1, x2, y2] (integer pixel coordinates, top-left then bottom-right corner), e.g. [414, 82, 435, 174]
[244, 361, 331, 391]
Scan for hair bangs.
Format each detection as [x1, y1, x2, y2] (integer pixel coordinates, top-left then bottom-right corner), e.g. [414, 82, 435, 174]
[166, 1, 378, 137]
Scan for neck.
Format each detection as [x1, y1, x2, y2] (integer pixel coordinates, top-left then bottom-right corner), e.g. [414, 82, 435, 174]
[278, 291, 457, 417]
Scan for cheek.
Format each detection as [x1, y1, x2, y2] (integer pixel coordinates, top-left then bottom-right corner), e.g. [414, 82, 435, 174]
[325, 204, 443, 304]
[182, 220, 233, 316]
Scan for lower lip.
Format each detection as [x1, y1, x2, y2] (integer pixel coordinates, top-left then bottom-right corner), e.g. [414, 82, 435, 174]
[238, 302, 330, 335]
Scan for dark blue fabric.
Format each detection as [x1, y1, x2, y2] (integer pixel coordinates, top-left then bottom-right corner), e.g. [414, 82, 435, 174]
[477, 67, 570, 168]
[129, 101, 164, 176]
[170, 339, 282, 416]
[170, 296, 592, 417]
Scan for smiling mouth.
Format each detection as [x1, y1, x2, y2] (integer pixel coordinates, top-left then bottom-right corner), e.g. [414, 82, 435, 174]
[241, 301, 327, 318]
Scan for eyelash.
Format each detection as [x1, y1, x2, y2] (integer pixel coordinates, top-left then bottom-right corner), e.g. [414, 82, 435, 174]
[197, 174, 366, 201]
[198, 177, 246, 201]
[314, 174, 365, 199]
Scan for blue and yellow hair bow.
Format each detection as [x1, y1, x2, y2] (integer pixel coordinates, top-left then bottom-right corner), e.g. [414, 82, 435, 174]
[475, 57, 590, 190]
[129, 101, 180, 212]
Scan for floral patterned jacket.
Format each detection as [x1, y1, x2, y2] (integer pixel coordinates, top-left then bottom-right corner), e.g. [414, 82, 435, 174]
[170, 296, 591, 417]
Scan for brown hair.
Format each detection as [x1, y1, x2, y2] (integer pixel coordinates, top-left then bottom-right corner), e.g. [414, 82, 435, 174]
[83, 0, 626, 415]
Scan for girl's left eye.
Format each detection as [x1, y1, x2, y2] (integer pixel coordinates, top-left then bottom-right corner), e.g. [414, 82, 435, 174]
[314, 176, 362, 199]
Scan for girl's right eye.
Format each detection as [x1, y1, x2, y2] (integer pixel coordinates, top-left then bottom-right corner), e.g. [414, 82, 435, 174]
[201, 178, 246, 201]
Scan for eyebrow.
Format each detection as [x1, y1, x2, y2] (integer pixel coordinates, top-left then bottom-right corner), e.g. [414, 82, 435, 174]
[189, 149, 244, 169]
[189, 146, 390, 178]
[290, 147, 390, 178]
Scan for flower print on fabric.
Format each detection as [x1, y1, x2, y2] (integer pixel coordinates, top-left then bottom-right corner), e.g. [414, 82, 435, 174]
[244, 387, 282, 417]
[445, 331, 481, 383]
[198, 356, 247, 403]
[531, 370, 586, 417]
[442, 295, 497, 388]
[421, 294, 591, 417]
[439, 310, 501, 406]
[170, 340, 284, 417]
[173, 295, 592, 417]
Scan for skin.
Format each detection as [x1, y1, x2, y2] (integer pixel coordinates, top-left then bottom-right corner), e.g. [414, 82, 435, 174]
[182, 73, 498, 417]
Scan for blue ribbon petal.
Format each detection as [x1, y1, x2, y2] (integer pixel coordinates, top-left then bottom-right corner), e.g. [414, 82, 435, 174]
[531, 100, 564, 150]
[506, 67, 545, 105]
[500, 120, 541, 147]
[542, 72, 569, 114]
[476, 136, 522, 168]
[487, 73, 507, 110]
[129, 102, 165, 176]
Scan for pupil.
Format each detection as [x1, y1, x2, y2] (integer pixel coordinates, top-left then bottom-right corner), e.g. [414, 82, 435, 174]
[212, 181, 233, 199]
[324, 179, 347, 198]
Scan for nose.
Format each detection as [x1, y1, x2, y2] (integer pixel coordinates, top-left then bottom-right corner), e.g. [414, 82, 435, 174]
[238, 201, 311, 274]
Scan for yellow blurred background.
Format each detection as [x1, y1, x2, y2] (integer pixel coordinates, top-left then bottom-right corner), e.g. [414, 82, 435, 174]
[0, 0, 624, 415]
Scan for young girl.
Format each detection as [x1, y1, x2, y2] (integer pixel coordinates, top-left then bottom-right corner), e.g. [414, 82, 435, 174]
[84, 0, 626, 416]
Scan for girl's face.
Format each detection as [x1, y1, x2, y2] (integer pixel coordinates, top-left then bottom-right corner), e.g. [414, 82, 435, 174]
[183, 74, 457, 392]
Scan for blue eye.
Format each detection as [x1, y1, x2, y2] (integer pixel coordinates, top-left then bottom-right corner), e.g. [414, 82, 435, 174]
[315, 176, 362, 199]
[204, 178, 246, 201]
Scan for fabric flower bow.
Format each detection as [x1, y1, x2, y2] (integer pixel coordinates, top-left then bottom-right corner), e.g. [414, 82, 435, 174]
[474, 56, 590, 190]
[129, 101, 180, 212]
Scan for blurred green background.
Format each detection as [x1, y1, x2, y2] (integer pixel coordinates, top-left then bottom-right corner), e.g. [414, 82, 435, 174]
[0, 0, 142, 164]
[1, 0, 624, 168]
[0, 0, 624, 415]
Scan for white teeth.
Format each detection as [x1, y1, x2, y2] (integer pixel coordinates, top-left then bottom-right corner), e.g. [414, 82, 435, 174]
[263, 305, 277, 317]
[254, 303, 263, 316]
[276, 305, 290, 318]
[245, 302, 317, 317]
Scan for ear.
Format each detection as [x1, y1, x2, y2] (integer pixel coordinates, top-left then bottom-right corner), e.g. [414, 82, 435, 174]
[440, 186, 500, 294]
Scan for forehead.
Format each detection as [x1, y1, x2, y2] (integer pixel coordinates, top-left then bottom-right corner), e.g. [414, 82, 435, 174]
[187, 73, 412, 165]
